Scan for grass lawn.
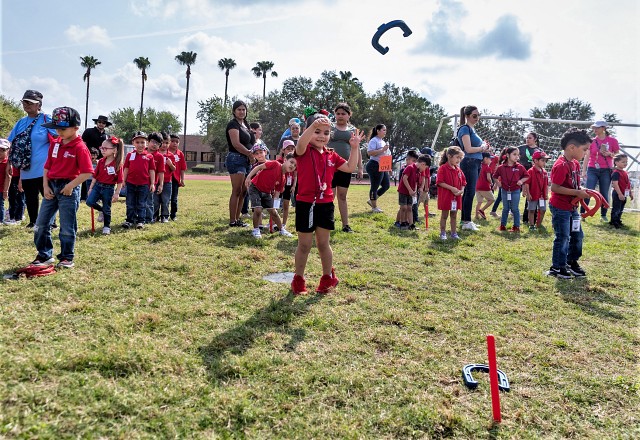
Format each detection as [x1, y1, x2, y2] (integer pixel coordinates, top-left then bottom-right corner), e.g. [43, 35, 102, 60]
[1, 180, 638, 439]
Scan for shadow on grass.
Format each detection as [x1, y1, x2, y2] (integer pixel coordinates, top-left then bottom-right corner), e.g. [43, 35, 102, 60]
[556, 278, 627, 320]
[199, 293, 323, 382]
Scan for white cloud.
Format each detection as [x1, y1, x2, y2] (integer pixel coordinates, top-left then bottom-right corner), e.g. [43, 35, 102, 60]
[64, 25, 112, 47]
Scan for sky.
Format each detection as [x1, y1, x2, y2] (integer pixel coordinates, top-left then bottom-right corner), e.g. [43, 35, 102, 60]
[1, 0, 639, 154]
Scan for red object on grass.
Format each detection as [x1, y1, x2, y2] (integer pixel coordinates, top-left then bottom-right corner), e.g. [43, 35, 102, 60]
[424, 204, 429, 230]
[487, 334, 501, 423]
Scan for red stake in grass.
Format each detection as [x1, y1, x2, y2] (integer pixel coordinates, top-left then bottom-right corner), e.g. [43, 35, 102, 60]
[424, 204, 429, 230]
[91, 207, 95, 234]
[487, 334, 501, 423]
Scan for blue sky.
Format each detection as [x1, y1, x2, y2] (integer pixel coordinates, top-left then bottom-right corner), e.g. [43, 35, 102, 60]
[2, 0, 638, 149]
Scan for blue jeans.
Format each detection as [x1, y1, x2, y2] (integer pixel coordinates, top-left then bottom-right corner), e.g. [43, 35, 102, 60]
[501, 189, 521, 227]
[610, 195, 626, 225]
[86, 183, 115, 227]
[34, 180, 80, 261]
[145, 185, 155, 223]
[125, 183, 149, 224]
[550, 205, 583, 268]
[8, 176, 25, 221]
[366, 160, 390, 201]
[460, 157, 481, 222]
[491, 189, 502, 213]
[154, 182, 172, 220]
[170, 179, 180, 219]
[585, 167, 611, 217]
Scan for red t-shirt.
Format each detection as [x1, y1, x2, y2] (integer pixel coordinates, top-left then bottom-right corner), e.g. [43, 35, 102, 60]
[476, 163, 493, 191]
[0, 158, 8, 188]
[527, 166, 548, 200]
[93, 157, 124, 185]
[493, 162, 528, 192]
[251, 160, 284, 194]
[124, 151, 156, 186]
[151, 151, 166, 184]
[436, 163, 466, 211]
[12, 165, 20, 178]
[398, 163, 419, 195]
[169, 149, 186, 181]
[295, 145, 346, 204]
[44, 136, 93, 180]
[163, 153, 174, 183]
[550, 156, 581, 211]
[611, 168, 630, 195]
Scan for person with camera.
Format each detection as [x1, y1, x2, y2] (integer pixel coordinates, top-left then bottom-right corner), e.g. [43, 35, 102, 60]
[581, 121, 619, 222]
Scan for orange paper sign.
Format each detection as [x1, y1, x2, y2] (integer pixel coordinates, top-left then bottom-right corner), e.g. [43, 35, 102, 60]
[378, 155, 392, 172]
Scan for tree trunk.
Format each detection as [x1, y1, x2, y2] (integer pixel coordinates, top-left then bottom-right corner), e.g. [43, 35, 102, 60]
[84, 72, 90, 130]
[139, 76, 145, 130]
[183, 71, 189, 153]
[224, 71, 229, 106]
[262, 73, 266, 99]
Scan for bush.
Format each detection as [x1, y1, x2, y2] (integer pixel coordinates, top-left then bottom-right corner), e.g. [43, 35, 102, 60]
[192, 164, 216, 173]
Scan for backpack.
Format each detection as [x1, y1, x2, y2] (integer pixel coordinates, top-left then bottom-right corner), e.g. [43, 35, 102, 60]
[449, 124, 469, 147]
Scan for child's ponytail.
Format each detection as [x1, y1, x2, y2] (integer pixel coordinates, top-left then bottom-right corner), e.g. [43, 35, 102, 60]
[109, 136, 125, 171]
[499, 146, 518, 165]
[440, 146, 463, 166]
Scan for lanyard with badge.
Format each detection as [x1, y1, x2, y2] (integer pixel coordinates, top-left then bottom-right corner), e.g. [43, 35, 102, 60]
[450, 167, 462, 211]
[308, 148, 328, 228]
[593, 139, 609, 169]
[563, 156, 582, 231]
[536, 168, 546, 208]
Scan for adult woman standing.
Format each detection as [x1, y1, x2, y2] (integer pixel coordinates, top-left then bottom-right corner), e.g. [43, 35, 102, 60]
[7, 90, 57, 228]
[366, 124, 391, 213]
[457, 105, 489, 231]
[225, 100, 255, 227]
[582, 120, 619, 221]
[329, 103, 363, 232]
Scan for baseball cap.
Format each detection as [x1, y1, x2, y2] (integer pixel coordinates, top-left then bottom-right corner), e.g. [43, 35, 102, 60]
[42, 107, 81, 129]
[131, 131, 148, 142]
[0, 139, 10, 149]
[21, 90, 43, 104]
[288, 118, 301, 127]
[282, 140, 295, 150]
[481, 152, 492, 159]
[251, 144, 268, 154]
[590, 120, 608, 129]
[532, 150, 549, 160]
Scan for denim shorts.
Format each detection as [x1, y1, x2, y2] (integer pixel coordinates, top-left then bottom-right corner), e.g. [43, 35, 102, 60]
[225, 151, 250, 175]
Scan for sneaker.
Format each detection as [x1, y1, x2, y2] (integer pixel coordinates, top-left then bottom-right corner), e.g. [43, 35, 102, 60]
[478, 209, 487, 219]
[273, 225, 280, 232]
[490, 211, 499, 218]
[451, 232, 460, 239]
[31, 256, 55, 266]
[57, 260, 74, 269]
[529, 224, 536, 231]
[135, 223, 144, 229]
[291, 274, 308, 295]
[567, 261, 586, 277]
[161, 217, 169, 223]
[399, 222, 409, 230]
[509, 226, 521, 233]
[122, 221, 132, 229]
[102, 227, 111, 235]
[547, 266, 572, 279]
[97, 212, 104, 222]
[51, 223, 58, 229]
[25, 222, 35, 229]
[236, 220, 249, 227]
[498, 225, 507, 231]
[342, 225, 354, 233]
[316, 268, 339, 293]
[393, 221, 402, 228]
[428, 212, 437, 218]
[461, 222, 479, 231]
[600, 215, 608, 222]
[440, 232, 447, 240]
[241, 213, 250, 219]
[3, 219, 16, 225]
[408, 224, 416, 230]
[372, 207, 383, 213]
[279, 228, 293, 237]
[251, 228, 262, 239]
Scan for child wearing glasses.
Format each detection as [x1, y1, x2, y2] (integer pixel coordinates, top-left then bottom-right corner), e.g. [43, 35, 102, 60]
[86, 136, 124, 235]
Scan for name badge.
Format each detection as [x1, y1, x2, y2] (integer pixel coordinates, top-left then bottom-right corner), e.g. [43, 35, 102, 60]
[52, 143, 60, 158]
[571, 217, 581, 232]
[286, 175, 292, 186]
[130, 152, 136, 161]
[107, 166, 116, 175]
[308, 202, 315, 228]
[624, 189, 630, 197]
[451, 200, 457, 211]
[174, 154, 179, 162]
[412, 195, 418, 205]
[538, 199, 545, 208]
[273, 198, 281, 209]
[507, 192, 512, 201]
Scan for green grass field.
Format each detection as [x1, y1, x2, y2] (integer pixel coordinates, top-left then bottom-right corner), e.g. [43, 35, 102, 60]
[1, 180, 638, 439]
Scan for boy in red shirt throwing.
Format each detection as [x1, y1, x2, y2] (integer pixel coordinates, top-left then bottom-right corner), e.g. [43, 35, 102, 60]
[547, 128, 591, 279]
[32, 107, 93, 268]
[291, 114, 364, 295]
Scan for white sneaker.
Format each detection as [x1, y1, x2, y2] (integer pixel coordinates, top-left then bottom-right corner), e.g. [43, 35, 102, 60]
[3, 219, 16, 225]
[251, 228, 262, 239]
[461, 221, 479, 231]
[372, 207, 384, 213]
[97, 212, 104, 222]
[279, 228, 293, 237]
[102, 226, 111, 235]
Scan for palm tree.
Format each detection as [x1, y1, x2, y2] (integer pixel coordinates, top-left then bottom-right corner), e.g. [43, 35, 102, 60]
[133, 57, 151, 130]
[175, 51, 197, 145]
[251, 61, 278, 99]
[339, 70, 359, 83]
[217, 58, 236, 106]
[80, 55, 101, 129]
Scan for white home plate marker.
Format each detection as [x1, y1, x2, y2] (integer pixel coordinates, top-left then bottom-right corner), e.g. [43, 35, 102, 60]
[262, 272, 295, 283]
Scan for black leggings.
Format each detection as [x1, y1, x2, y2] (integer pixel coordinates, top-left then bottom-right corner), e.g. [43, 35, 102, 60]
[21, 177, 44, 224]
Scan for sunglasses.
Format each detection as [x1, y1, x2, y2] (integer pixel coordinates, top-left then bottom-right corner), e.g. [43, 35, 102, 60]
[470, 114, 480, 119]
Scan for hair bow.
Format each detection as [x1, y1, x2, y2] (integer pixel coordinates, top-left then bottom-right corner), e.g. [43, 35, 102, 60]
[109, 136, 120, 145]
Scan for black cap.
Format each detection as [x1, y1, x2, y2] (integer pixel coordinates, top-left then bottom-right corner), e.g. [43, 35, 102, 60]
[21, 90, 43, 104]
[42, 107, 81, 129]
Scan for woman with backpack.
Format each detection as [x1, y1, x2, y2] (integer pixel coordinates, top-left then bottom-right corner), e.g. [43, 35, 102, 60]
[456, 105, 490, 231]
[7, 90, 57, 228]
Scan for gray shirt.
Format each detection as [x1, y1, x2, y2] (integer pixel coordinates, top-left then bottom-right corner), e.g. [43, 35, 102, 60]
[328, 124, 355, 159]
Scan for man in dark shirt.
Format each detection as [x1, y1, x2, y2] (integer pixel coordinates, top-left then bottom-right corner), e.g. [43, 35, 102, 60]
[82, 115, 111, 158]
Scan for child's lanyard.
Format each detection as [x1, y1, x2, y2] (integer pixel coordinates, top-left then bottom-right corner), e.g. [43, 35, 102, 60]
[310, 148, 328, 201]
[535, 168, 545, 196]
[563, 156, 578, 189]
[504, 163, 520, 191]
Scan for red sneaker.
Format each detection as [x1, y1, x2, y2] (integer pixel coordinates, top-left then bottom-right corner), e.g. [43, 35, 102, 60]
[509, 226, 521, 233]
[316, 268, 339, 293]
[498, 225, 507, 231]
[291, 274, 308, 295]
[478, 209, 487, 219]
